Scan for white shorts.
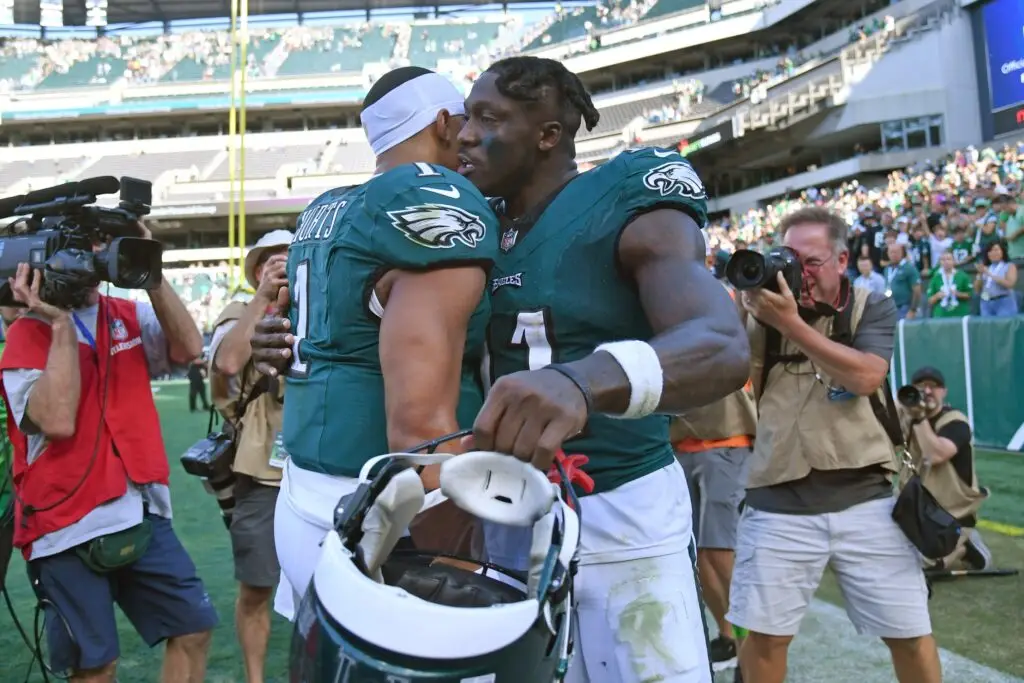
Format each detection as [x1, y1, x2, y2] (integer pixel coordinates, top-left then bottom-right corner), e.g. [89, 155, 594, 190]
[727, 496, 932, 639]
[272, 459, 362, 620]
[563, 462, 712, 683]
[565, 546, 713, 683]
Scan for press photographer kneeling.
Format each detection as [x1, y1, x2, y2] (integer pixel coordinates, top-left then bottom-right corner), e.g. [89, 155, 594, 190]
[0, 178, 217, 682]
[725, 207, 941, 683]
[898, 367, 991, 571]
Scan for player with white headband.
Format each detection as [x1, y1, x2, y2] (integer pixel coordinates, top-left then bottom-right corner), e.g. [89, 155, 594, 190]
[265, 66, 500, 620]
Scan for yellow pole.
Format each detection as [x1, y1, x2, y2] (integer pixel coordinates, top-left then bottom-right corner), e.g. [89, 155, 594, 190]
[227, 0, 239, 287]
[238, 0, 249, 264]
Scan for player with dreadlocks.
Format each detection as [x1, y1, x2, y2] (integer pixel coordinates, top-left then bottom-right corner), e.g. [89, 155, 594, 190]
[458, 57, 750, 683]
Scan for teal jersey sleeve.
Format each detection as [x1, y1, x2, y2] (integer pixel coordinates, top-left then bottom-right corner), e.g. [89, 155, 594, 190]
[364, 163, 499, 271]
[613, 147, 709, 228]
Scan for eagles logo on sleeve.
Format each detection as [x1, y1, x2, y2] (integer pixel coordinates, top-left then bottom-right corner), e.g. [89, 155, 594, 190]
[387, 203, 488, 249]
[642, 161, 707, 200]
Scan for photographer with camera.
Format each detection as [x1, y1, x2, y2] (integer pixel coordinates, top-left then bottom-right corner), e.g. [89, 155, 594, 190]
[726, 207, 941, 683]
[0, 217, 218, 683]
[898, 367, 991, 571]
[207, 230, 290, 683]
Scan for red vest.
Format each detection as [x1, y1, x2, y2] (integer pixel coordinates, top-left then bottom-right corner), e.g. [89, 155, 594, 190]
[0, 296, 169, 557]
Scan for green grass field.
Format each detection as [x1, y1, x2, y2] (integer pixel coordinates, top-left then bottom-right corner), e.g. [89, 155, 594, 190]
[1, 382, 1022, 682]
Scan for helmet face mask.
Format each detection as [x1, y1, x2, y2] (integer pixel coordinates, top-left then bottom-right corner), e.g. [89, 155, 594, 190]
[290, 449, 580, 683]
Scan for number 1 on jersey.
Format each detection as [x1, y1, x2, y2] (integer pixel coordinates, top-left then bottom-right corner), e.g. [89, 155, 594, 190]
[290, 260, 310, 376]
[510, 309, 554, 370]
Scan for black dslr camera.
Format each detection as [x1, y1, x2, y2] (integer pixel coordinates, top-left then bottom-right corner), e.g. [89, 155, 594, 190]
[0, 176, 162, 309]
[897, 385, 924, 408]
[725, 246, 803, 295]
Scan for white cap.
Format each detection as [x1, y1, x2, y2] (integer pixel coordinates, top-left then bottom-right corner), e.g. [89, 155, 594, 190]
[244, 229, 293, 289]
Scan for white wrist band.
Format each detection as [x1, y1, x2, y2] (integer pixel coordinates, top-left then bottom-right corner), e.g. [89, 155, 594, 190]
[594, 340, 664, 419]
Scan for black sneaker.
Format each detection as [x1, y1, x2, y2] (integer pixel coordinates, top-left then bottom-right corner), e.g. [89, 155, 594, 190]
[963, 529, 993, 570]
[709, 635, 737, 672]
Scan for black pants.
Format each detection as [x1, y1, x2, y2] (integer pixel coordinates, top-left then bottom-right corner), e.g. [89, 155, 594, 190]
[189, 381, 210, 412]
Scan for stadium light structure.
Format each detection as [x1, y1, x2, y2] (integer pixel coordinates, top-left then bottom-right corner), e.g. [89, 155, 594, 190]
[227, 0, 250, 288]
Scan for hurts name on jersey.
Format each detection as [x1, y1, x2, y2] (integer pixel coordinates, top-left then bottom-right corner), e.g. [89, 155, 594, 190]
[293, 195, 352, 244]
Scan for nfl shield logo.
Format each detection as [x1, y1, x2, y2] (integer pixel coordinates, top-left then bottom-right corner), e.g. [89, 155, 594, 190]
[110, 319, 128, 342]
[500, 228, 518, 253]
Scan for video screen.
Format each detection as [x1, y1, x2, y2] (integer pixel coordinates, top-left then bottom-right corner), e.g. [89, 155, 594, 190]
[983, 0, 1024, 111]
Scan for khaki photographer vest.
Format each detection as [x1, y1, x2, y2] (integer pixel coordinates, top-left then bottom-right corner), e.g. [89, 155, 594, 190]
[747, 286, 897, 488]
[669, 387, 757, 444]
[906, 409, 987, 522]
[210, 301, 284, 485]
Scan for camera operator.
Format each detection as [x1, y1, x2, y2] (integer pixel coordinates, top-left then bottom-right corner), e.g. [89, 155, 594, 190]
[729, 207, 941, 683]
[208, 230, 290, 683]
[900, 366, 991, 571]
[0, 221, 218, 683]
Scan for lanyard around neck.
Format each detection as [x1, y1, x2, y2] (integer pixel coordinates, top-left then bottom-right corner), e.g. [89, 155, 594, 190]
[71, 312, 96, 350]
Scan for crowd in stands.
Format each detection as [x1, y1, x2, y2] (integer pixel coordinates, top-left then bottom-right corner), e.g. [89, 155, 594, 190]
[0, 0, 799, 96]
[704, 140, 1024, 319]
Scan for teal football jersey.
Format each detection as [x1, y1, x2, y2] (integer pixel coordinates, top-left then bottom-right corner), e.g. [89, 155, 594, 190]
[284, 162, 499, 477]
[487, 148, 708, 494]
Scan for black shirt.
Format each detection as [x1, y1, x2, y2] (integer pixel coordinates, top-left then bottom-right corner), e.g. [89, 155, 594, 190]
[931, 407, 974, 487]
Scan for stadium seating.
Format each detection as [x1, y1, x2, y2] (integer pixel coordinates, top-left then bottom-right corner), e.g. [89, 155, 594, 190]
[641, 0, 706, 23]
[276, 25, 398, 76]
[406, 21, 504, 66]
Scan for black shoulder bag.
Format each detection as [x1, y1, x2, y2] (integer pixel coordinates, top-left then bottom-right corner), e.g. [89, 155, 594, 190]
[760, 302, 959, 561]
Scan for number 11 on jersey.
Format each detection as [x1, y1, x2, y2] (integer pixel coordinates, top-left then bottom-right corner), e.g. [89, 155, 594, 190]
[290, 260, 310, 376]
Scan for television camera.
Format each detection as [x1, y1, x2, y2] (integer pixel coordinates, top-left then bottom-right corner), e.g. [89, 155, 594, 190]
[0, 176, 163, 309]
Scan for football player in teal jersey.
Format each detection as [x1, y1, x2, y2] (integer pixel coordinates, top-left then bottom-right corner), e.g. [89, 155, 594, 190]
[261, 67, 500, 620]
[456, 58, 750, 683]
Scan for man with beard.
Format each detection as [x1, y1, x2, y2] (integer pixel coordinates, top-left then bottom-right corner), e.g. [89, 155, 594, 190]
[254, 58, 750, 682]
[261, 66, 499, 620]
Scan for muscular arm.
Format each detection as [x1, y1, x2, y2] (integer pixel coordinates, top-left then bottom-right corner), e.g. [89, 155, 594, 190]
[213, 302, 267, 376]
[147, 279, 204, 365]
[25, 316, 81, 439]
[564, 209, 750, 413]
[379, 266, 486, 482]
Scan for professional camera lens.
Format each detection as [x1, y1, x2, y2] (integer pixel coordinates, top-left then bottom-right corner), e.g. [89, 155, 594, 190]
[897, 385, 923, 408]
[725, 250, 769, 290]
[117, 248, 149, 288]
[100, 236, 162, 290]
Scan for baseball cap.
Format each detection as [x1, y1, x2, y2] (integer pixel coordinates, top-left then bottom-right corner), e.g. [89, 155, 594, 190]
[911, 366, 945, 387]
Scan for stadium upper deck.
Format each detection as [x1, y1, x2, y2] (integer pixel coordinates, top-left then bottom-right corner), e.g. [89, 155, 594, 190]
[0, 0, 983, 263]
